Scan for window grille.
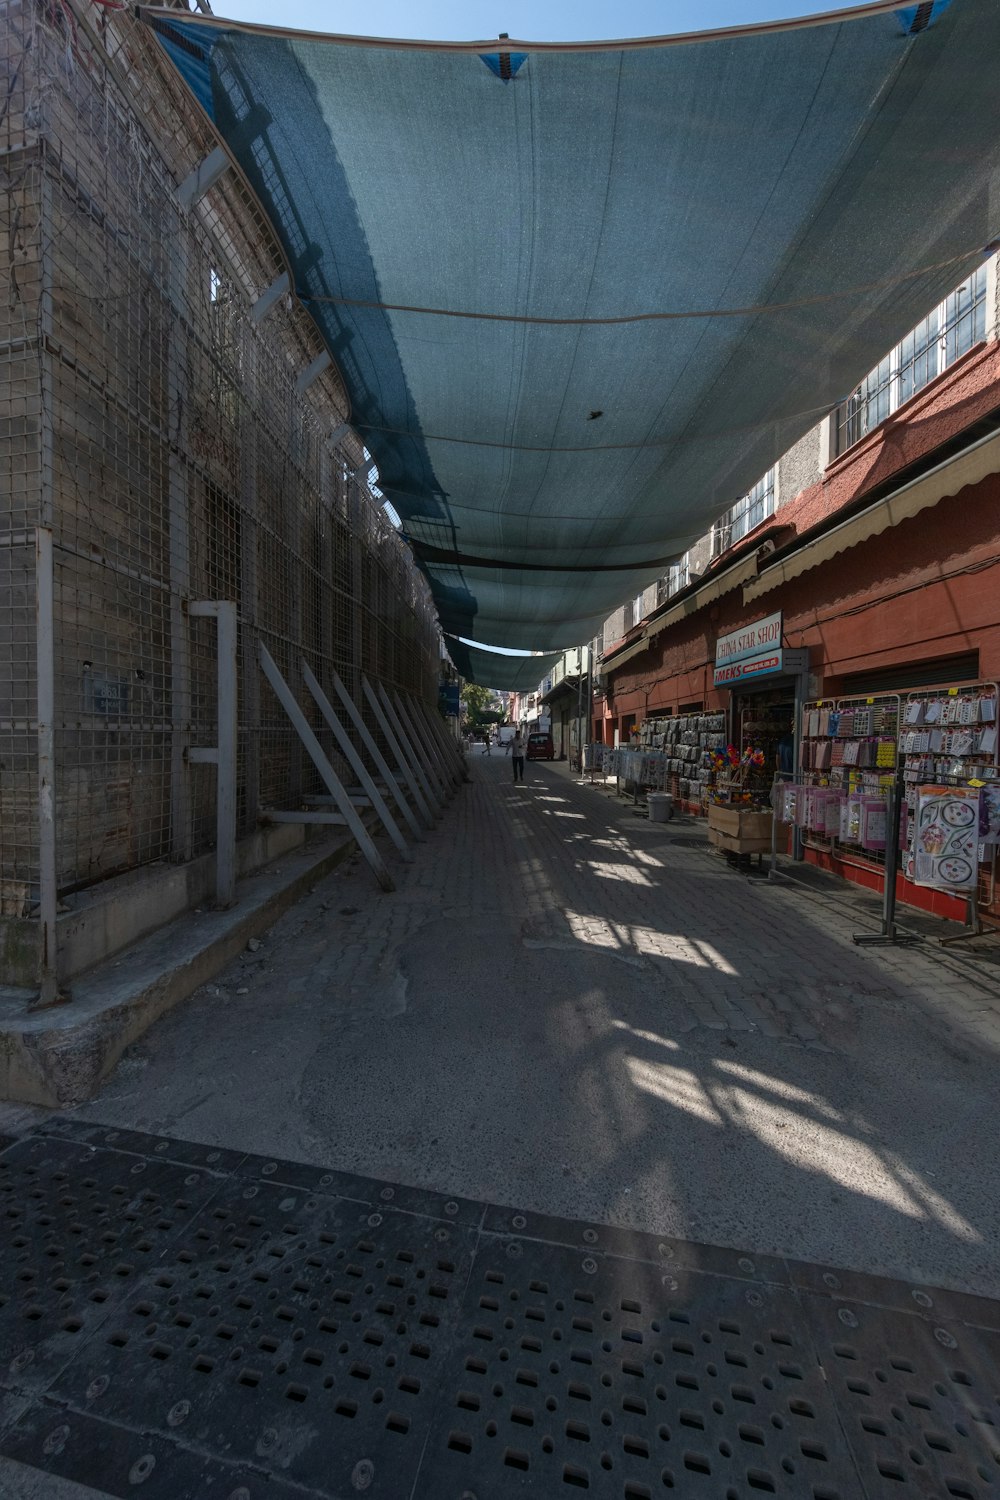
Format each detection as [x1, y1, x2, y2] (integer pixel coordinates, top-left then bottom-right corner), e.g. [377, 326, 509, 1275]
[836, 265, 988, 454]
[658, 554, 690, 601]
[711, 471, 775, 558]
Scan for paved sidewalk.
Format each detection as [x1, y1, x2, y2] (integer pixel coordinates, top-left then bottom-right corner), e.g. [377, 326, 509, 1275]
[10, 747, 984, 1303]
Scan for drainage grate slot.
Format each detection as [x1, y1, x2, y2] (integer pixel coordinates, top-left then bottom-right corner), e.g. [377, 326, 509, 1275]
[747, 1471, 777, 1493]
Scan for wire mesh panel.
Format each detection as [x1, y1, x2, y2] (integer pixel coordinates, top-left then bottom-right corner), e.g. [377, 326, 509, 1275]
[0, 537, 39, 918]
[0, 0, 441, 977]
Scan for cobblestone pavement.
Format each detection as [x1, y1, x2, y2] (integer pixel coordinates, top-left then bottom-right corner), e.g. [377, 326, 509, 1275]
[29, 752, 1000, 1300]
[2, 1119, 1000, 1500]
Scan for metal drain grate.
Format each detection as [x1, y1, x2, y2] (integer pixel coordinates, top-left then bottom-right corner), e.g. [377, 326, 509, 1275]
[802, 1291, 1000, 1500]
[0, 1134, 221, 1394]
[2, 1121, 1000, 1500]
[413, 1238, 856, 1499]
[42, 1173, 477, 1498]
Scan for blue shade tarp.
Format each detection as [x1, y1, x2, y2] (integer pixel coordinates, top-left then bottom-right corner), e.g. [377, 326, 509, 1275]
[143, 0, 1000, 650]
[444, 638, 562, 691]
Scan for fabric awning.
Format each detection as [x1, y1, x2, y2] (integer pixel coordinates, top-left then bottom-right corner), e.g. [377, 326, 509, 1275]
[143, 0, 1000, 653]
[744, 425, 1000, 603]
[443, 637, 562, 691]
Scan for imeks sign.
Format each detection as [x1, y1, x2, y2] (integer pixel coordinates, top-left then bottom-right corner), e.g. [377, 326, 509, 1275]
[713, 611, 784, 686]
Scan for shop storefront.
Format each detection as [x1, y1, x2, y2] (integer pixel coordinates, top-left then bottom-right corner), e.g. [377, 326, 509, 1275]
[600, 455, 1000, 924]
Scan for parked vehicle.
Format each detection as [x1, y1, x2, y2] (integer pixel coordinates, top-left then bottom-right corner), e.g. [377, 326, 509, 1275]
[527, 732, 555, 760]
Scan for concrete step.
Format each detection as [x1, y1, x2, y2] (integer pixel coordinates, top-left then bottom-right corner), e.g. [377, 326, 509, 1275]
[0, 820, 383, 1111]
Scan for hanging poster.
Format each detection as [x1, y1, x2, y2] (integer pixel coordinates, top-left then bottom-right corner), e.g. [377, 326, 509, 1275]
[913, 785, 980, 889]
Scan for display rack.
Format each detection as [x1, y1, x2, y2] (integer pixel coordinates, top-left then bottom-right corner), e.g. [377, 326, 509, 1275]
[637, 712, 726, 808]
[798, 694, 901, 865]
[898, 681, 999, 892]
[790, 681, 1000, 920]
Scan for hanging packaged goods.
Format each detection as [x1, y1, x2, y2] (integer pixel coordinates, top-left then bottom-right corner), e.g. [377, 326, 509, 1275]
[637, 713, 727, 807]
[794, 680, 998, 896]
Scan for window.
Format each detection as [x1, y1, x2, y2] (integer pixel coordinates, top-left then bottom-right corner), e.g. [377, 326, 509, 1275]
[658, 552, 690, 602]
[623, 594, 643, 632]
[711, 471, 775, 557]
[837, 264, 988, 454]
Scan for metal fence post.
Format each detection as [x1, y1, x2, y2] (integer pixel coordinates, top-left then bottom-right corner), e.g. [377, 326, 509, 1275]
[392, 689, 450, 801]
[301, 659, 411, 860]
[188, 601, 238, 908]
[31, 526, 61, 1010]
[854, 764, 919, 947]
[378, 682, 441, 811]
[215, 602, 238, 908]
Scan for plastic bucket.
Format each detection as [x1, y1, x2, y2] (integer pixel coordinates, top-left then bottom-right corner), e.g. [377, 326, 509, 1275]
[647, 793, 673, 823]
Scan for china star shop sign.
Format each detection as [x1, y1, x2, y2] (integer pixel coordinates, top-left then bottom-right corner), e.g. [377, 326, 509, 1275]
[713, 612, 784, 687]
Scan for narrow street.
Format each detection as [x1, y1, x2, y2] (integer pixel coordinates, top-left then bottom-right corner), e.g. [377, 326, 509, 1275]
[2, 755, 1000, 1498]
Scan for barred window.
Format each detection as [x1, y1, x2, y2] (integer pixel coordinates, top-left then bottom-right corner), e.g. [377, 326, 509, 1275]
[658, 553, 690, 602]
[711, 470, 775, 557]
[837, 264, 988, 454]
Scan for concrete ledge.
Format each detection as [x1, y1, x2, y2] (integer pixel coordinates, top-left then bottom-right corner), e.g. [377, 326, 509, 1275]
[0, 823, 307, 989]
[0, 827, 371, 1109]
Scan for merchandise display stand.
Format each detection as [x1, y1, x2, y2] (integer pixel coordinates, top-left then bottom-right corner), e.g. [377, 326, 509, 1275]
[899, 681, 999, 886]
[852, 765, 921, 947]
[768, 774, 794, 882]
[638, 712, 726, 810]
[799, 692, 900, 871]
[939, 896, 1000, 947]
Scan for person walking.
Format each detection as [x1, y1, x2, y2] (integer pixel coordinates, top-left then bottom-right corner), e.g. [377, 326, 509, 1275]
[511, 731, 525, 782]
[482, 730, 491, 755]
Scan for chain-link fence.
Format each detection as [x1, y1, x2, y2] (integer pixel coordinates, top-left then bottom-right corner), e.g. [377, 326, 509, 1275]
[1, 0, 441, 991]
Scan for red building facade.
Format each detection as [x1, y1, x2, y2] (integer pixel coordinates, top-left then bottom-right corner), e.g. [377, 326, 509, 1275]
[599, 325, 1000, 920]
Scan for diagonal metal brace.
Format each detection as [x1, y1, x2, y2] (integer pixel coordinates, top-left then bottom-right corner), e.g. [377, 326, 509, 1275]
[360, 676, 437, 827]
[258, 644, 394, 892]
[301, 659, 411, 861]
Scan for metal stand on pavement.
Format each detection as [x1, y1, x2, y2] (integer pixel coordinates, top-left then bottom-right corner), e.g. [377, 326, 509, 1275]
[853, 765, 920, 947]
[939, 893, 1000, 947]
[768, 773, 791, 884]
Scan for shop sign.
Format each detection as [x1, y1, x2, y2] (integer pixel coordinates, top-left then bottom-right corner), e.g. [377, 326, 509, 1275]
[713, 611, 784, 686]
